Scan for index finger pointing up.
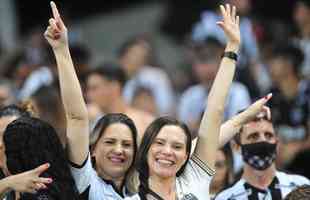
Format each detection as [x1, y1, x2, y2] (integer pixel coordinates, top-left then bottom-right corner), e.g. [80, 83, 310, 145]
[50, 1, 60, 18]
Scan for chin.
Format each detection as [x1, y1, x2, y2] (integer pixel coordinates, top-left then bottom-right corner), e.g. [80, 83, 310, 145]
[153, 169, 177, 179]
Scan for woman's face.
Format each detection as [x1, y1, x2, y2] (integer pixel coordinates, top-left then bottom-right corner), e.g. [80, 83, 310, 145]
[93, 123, 135, 180]
[0, 116, 17, 176]
[147, 125, 188, 179]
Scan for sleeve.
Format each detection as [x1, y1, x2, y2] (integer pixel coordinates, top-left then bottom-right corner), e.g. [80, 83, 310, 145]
[178, 154, 215, 197]
[69, 154, 94, 194]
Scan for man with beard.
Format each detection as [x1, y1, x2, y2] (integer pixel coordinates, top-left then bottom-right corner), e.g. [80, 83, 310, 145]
[215, 111, 310, 200]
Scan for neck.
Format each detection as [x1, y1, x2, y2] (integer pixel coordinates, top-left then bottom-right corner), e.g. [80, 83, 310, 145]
[277, 75, 299, 99]
[98, 170, 124, 191]
[148, 175, 176, 200]
[242, 164, 276, 190]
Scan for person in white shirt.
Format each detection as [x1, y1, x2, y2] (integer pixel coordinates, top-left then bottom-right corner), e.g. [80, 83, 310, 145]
[125, 4, 241, 200]
[215, 112, 310, 200]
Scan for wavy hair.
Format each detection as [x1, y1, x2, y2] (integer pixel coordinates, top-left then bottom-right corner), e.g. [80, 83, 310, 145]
[3, 117, 79, 200]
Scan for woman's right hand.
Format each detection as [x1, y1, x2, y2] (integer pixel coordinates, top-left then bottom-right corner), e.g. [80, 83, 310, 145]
[7, 163, 52, 194]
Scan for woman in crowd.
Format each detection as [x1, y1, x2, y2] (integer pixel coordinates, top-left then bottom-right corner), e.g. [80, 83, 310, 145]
[3, 116, 80, 200]
[126, 4, 240, 200]
[44, 2, 138, 199]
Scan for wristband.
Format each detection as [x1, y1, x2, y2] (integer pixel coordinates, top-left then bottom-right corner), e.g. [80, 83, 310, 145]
[222, 51, 238, 62]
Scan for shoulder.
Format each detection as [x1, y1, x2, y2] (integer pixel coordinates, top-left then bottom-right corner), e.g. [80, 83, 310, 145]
[215, 179, 247, 200]
[276, 171, 310, 185]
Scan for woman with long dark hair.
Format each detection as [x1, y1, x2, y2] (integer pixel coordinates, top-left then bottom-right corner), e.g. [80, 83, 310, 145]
[125, 4, 241, 200]
[3, 117, 80, 200]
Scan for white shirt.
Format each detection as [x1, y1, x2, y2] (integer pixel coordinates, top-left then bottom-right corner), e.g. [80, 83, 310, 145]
[70, 155, 129, 200]
[124, 155, 215, 200]
[214, 171, 310, 200]
[178, 82, 251, 124]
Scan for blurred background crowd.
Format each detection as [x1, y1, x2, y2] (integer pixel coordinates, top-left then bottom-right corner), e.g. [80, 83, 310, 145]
[0, 0, 310, 195]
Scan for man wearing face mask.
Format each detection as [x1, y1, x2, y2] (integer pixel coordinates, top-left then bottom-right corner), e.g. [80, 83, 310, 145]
[215, 111, 310, 200]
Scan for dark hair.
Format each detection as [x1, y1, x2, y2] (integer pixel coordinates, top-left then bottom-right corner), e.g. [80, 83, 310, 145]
[90, 113, 138, 177]
[271, 43, 304, 76]
[87, 63, 127, 88]
[284, 185, 310, 200]
[3, 117, 79, 200]
[233, 110, 273, 145]
[0, 104, 32, 119]
[136, 116, 192, 199]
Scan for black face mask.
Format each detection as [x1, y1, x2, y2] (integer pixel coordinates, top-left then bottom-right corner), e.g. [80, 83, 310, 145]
[241, 142, 277, 170]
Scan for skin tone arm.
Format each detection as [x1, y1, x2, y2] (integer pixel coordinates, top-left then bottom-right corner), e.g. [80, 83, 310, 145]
[0, 163, 52, 198]
[44, 2, 89, 165]
[194, 4, 240, 169]
[218, 94, 272, 147]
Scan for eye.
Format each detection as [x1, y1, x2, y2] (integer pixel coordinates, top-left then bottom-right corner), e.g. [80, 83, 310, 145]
[265, 132, 274, 139]
[122, 142, 132, 148]
[104, 140, 115, 144]
[173, 144, 184, 150]
[248, 133, 259, 141]
[154, 140, 164, 145]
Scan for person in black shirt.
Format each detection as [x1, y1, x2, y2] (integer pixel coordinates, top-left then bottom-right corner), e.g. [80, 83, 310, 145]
[267, 43, 310, 170]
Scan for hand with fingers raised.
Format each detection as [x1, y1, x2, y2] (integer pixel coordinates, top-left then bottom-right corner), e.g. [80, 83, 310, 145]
[44, 1, 68, 50]
[217, 4, 241, 52]
[6, 163, 52, 194]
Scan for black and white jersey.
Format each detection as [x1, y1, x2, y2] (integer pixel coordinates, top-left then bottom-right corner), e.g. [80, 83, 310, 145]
[215, 171, 310, 200]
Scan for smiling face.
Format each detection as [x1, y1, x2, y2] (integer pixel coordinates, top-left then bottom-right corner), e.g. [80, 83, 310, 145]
[147, 125, 188, 179]
[92, 123, 135, 180]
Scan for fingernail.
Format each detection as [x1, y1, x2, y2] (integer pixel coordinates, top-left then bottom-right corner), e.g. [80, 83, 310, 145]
[264, 93, 272, 100]
[48, 178, 53, 183]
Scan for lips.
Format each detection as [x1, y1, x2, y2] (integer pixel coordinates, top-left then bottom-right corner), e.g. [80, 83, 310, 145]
[155, 158, 175, 166]
[108, 155, 125, 164]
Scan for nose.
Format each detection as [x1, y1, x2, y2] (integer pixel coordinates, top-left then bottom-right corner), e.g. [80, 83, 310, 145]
[113, 143, 123, 154]
[162, 145, 173, 155]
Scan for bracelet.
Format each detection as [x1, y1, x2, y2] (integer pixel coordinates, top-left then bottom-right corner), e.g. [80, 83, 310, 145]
[222, 51, 238, 62]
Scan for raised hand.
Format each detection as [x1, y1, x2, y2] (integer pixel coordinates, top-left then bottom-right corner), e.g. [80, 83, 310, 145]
[240, 93, 272, 124]
[44, 1, 68, 50]
[217, 4, 241, 49]
[7, 163, 52, 193]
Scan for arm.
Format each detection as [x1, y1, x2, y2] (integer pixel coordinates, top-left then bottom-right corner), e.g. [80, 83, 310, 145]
[0, 163, 51, 197]
[44, 2, 89, 165]
[194, 4, 240, 168]
[219, 94, 272, 147]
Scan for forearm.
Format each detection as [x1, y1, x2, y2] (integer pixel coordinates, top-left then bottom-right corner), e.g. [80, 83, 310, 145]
[53, 46, 89, 164]
[219, 115, 243, 147]
[195, 43, 238, 167]
[0, 177, 14, 198]
[53, 46, 88, 120]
